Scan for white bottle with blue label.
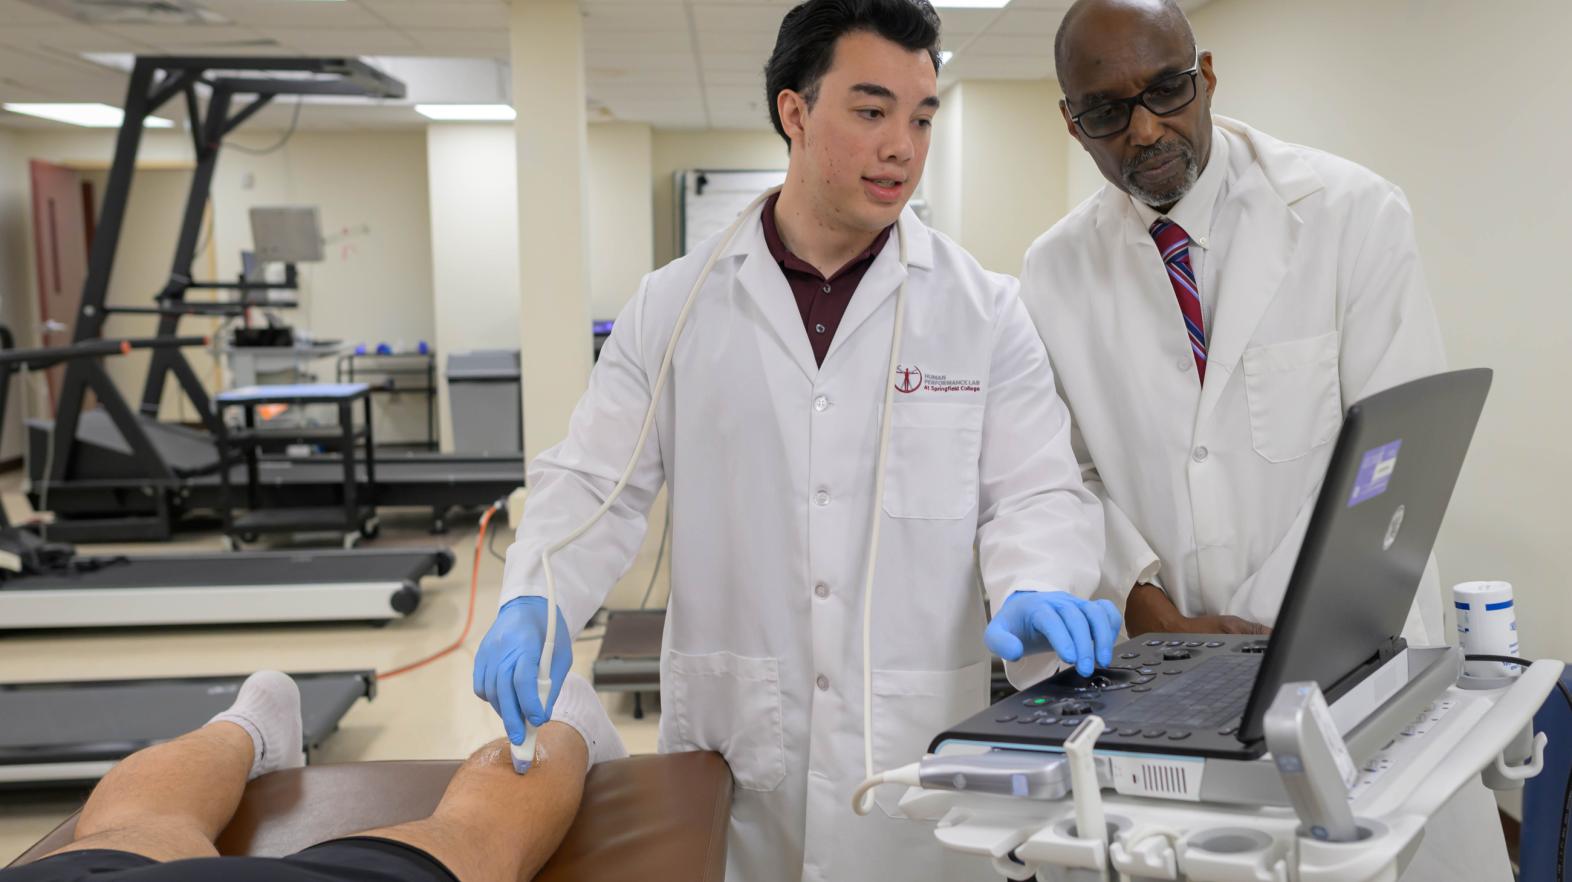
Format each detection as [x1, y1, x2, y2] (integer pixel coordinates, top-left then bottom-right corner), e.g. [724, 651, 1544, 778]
[1453, 580, 1520, 679]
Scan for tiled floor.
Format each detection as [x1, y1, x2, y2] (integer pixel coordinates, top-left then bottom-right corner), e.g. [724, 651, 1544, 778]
[0, 480, 670, 863]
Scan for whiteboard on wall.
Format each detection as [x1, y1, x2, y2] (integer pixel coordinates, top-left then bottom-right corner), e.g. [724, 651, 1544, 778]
[676, 169, 787, 256]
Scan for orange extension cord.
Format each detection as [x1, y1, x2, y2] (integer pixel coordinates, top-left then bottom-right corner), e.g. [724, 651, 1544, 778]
[378, 501, 500, 680]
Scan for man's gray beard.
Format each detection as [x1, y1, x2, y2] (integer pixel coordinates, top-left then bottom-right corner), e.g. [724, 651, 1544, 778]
[1123, 142, 1200, 208]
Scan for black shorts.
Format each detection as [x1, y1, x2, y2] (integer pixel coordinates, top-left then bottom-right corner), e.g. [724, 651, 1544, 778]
[1, 837, 458, 882]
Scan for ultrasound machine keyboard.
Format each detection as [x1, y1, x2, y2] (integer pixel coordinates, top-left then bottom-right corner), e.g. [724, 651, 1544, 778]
[1102, 653, 1259, 729]
[929, 634, 1276, 760]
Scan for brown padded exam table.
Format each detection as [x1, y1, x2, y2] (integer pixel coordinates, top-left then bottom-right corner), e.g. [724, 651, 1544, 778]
[8, 752, 732, 881]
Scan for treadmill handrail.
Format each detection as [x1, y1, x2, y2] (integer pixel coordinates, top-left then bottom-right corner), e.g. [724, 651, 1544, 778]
[0, 336, 209, 371]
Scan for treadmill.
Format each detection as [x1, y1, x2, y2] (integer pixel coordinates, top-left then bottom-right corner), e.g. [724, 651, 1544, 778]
[24, 56, 523, 542]
[0, 670, 376, 787]
[0, 334, 454, 631]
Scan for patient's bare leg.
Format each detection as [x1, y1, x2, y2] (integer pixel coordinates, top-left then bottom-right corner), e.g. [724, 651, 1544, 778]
[39, 671, 304, 863]
[40, 722, 253, 862]
[359, 723, 588, 882]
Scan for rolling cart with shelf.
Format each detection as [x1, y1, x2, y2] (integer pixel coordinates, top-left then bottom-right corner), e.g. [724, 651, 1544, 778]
[216, 383, 378, 548]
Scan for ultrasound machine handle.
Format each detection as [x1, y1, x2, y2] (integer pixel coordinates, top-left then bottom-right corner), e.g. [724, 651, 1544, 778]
[1264, 681, 1361, 842]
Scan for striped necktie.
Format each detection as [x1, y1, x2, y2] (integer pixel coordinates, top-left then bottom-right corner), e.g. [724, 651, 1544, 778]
[1150, 219, 1206, 382]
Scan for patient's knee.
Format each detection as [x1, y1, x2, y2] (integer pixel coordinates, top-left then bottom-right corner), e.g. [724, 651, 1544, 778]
[465, 725, 584, 775]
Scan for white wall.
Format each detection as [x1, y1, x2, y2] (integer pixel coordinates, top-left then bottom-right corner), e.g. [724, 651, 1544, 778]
[216, 132, 435, 364]
[923, 79, 1071, 275]
[1183, 0, 1571, 667]
[586, 122, 653, 319]
[925, 83, 965, 242]
[426, 124, 522, 454]
[1065, 130, 1106, 212]
[651, 128, 785, 266]
[425, 120, 656, 451]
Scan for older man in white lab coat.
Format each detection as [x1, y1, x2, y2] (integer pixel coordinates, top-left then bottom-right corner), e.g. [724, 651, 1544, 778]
[1017, 0, 1509, 879]
[472, 2, 1116, 880]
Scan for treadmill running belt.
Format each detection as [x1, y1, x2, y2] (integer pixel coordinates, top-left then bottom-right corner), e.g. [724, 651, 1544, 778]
[0, 671, 374, 776]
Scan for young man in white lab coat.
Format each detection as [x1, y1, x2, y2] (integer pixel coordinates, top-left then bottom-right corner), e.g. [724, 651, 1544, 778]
[474, 2, 1118, 879]
[1019, 1, 1508, 878]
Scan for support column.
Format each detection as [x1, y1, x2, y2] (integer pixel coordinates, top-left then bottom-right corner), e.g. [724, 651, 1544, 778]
[510, 0, 593, 463]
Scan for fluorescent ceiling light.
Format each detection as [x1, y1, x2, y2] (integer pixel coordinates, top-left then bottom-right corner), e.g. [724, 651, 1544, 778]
[939, 51, 955, 65]
[933, 0, 1011, 7]
[415, 104, 516, 121]
[2, 103, 173, 128]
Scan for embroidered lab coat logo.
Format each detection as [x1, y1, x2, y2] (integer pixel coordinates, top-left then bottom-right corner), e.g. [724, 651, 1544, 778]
[895, 365, 984, 395]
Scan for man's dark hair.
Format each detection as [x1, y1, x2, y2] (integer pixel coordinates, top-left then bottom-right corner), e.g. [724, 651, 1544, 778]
[764, 0, 943, 146]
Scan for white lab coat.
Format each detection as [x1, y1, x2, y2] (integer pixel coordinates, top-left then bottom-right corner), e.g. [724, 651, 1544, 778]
[1021, 117, 1508, 881]
[1022, 116, 1446, 640]
[501, 201, 1102, 881]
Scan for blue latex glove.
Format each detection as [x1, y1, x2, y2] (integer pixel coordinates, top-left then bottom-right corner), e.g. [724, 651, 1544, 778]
[984, 590, 1123, 676]
[473, 596, 574, 745]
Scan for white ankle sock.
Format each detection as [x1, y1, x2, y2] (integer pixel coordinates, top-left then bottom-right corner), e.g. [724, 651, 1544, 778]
[549, 673, 627, 767]
[207, 671, 304, 780]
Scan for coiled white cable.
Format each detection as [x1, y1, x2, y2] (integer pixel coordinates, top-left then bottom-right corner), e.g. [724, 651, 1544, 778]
[516, 187, 910, 789]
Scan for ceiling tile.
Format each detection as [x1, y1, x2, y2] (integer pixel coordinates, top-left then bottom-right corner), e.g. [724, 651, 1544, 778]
[362, 2, 507, 30]
[0, 0, 1159, 130]
[940, 54, 1053, 79]
[703, 84, 764, 104]
[985, 7, 1067, 36]
[586, 51, 697, 75]
[700, 68, 763, 87]
[961, 32, 1055, 58]
[591, 87, 701, 108]
[932, 8, 1001, 37]
[256, 26, 417, 54]
[586, 30, 692, 54]
[0, 44, 122, 81]
[0, 0, 76, 25]
[590, 69, 701, 88]
[580, 2, 688, 33]
[401, 28, 509, 56]
[99, 24, 280, 51]
[196, 0, 387, 28]
[687, 4, 789, 31]
[0, 23, 144, 51]
[698, 51, 763, 73]
[692, 27, 775, 54]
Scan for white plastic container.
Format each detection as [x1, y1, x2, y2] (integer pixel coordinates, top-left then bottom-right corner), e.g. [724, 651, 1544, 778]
[1453, 581, 1520, 679]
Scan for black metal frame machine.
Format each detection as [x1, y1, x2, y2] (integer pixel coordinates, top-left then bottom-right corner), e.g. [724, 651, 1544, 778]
[27, 56, 523, 541]
[0, 333, 454, 630]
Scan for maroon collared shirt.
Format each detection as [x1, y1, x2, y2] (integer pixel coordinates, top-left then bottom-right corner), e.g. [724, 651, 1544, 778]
[760, 192, 894, 366]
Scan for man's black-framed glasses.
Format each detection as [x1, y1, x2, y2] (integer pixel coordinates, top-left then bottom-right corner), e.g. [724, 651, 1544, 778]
[1068, 54, 1201, 139]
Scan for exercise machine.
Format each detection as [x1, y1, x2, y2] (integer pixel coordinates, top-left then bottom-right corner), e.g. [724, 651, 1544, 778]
[0, 333, 453, 630]
[25, 56, 521, 542]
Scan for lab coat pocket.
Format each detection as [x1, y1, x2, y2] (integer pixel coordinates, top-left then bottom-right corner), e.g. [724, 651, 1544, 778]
[870, 660, 992, 817]
[1241, 332, 1342, 463]
[667, 650, 787, 792]
[881, 403, 984, 520]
